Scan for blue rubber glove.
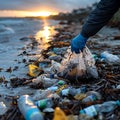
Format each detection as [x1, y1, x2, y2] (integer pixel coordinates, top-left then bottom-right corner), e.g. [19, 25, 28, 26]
[71, 34, 88, 54]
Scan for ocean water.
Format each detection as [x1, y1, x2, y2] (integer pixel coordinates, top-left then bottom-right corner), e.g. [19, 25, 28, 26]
[0, 18, 59, 80]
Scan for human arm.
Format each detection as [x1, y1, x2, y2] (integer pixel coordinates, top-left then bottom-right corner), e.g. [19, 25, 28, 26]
[71, 0, 120, 53]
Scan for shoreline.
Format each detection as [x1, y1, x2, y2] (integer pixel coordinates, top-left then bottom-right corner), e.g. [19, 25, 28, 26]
[0, 19, 120, 119]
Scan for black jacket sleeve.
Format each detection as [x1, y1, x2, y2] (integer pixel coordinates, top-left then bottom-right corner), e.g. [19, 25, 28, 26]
[81, 0, 120, 38]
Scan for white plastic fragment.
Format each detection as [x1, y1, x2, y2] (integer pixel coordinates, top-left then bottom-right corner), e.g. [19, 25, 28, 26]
[0, 102, 8, 115]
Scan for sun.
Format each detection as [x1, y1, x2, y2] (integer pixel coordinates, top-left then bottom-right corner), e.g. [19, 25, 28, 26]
[35, 11, 51, 17]
[40, 12, 51, 17]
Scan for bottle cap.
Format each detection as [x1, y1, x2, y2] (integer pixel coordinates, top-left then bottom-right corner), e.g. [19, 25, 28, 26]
[116, 100, 120, 106]
[50, 74, 54, 79]
[81, 86, 87, 93]
[92, 94, 97, 101]
[80, 110, 85, 114]
[58, 80, 65, 85]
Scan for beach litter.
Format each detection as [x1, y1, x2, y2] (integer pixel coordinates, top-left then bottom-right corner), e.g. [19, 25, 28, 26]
[0, 21, 120, 120]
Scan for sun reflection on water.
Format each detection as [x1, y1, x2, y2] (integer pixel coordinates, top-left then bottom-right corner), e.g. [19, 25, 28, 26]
[35, 19, 56, 50]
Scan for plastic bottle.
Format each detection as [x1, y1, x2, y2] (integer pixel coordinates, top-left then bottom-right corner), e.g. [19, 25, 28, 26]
[18, 95, 44, 120]
[116, 85, 120, 89]
[47, 86, 58, 92]
[61, 86, 87, 96]
[53, 107, 68, 120]
[101, 51, 120, 63]
[33, 89, 52, 100]
[46, 80, 66, 92]
[61, 88, 69, 96]
[33, 89, 60, 101]
[35, 98, 53, 109]
[82, 91, 102, 103]
[67, 87, 83, 96]
[32, 74, 58, 88]
[80, 100, 120, 117]
[55, 84, 68, 95]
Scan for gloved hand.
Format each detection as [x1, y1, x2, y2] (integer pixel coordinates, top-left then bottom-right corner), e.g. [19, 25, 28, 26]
[71, 34, 88, 54]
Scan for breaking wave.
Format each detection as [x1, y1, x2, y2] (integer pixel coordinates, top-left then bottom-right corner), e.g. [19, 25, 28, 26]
[0, 24, 15, 34]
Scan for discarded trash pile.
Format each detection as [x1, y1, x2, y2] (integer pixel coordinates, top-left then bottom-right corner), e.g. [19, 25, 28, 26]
[0, 24, 120, 120]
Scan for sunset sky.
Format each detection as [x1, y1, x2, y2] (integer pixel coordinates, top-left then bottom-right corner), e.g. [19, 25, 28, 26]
[0, 0, 98, 17]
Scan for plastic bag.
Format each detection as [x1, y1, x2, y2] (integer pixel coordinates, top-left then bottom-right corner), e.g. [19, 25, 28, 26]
[83, 46, 98, 79]
[51, 46, 98, 80]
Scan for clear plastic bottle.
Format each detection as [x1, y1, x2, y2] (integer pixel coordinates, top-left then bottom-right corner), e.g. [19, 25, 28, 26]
[33, 89, 52, 101]
[61, 86, 86, 96]
[101, 51, 120, 63]
[61, 88, 69, 96]
[69, 88, 83, 96]
[80, 100, 120, 117]
[47, 86, 58, 92]
[82, 91, 102, 103]
[32, 75, 58, 88]
[116, 85, 120, 89]
[33, 89, 60, 101]
[18, 95, 44, 120]
[36, 98, 53, 109]
[47, 80, 66, 92]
